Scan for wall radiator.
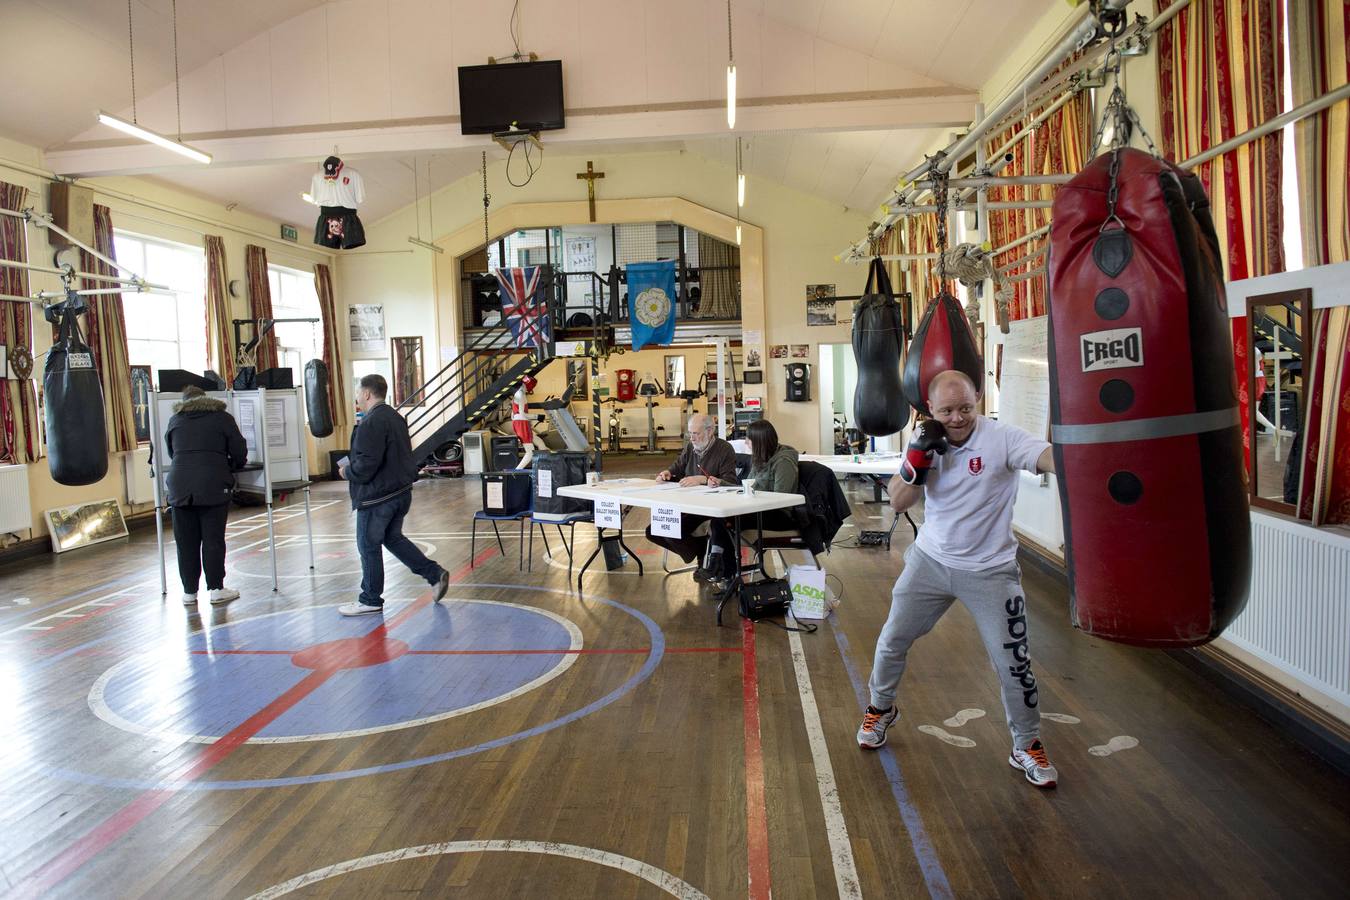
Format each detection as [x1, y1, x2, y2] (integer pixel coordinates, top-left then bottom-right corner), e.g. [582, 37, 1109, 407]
[1221, 512, 1350, 713]
[123, 447, 156, 505]
[0, 464, 32, 533]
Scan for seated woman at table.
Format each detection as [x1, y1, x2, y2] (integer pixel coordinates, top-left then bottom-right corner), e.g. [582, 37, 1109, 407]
[698, 419, 799, 585]
[646, 413, 739, 567]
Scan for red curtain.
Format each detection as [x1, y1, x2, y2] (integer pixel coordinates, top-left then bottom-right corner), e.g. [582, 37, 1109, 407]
[204, 236, 235, 386]
[0, 181, 41, 464]
[314, 263, 349, 433]
[80, 205, 137, 453]
[244, 245, 278, 370]
[1155, 0, 1286, 468]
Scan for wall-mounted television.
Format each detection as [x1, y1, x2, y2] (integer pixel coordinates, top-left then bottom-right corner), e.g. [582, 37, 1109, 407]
[457, 60, 565, 135]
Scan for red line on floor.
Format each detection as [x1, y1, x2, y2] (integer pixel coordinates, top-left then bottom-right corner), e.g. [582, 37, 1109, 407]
[19, 546, 498, 898]
[25, 595, 140, 646]
[741, 618, 771, 900]
[190, 646, 743, 656]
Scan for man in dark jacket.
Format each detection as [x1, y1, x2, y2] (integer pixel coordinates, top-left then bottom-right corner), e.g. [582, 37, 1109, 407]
[338, 374, 449, 616]
[165, 386, 247, 607]
[645, 413, 740, 566]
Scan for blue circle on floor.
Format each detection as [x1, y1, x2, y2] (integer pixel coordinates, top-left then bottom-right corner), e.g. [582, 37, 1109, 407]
[89, 600, 582, 743]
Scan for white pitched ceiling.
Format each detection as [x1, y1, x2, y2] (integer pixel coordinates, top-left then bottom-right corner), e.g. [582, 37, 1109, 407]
[0, 0, 1059, 223]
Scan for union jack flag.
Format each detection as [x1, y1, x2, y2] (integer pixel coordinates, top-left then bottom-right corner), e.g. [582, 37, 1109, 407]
[493, 266, 552, 349]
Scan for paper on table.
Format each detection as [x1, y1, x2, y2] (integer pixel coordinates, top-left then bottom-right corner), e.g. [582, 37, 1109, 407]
[651, 505, 681, 537]
[595, 499, 621, 529]
[646, 482, 681, 491]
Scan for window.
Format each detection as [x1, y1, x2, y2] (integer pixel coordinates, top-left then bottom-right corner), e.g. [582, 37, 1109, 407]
[267, 264, 323, 385]
[113, 232, 207, 378]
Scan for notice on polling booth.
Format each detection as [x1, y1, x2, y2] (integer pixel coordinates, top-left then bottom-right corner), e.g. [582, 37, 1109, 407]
[650, 505, 681, 538]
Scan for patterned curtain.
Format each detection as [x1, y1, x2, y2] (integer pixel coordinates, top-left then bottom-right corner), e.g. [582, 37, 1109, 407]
[0, 182, 41, 464]
[984, 89, 1091, 322]
[314, 263, 349, 433]
[1156, 0, 1286, 467]
[244, 245, 277, 370]
[204, 236, 235, 385]
[80, 205, 136, 453]
[1288, 0, 1350, 524]
[693, 233, 740, 319]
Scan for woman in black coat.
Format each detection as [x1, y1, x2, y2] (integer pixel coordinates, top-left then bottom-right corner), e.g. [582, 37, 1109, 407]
[165, 386, 247, 607]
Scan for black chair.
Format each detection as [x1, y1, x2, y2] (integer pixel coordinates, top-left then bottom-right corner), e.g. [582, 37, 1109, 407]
[737, 460, 848, 575]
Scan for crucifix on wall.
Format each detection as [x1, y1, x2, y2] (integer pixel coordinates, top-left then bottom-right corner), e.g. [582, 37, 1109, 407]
[576, 161, 605, 222]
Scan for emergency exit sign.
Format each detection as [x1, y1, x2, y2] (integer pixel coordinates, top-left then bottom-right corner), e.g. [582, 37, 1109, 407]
[280, 224, 299, 242]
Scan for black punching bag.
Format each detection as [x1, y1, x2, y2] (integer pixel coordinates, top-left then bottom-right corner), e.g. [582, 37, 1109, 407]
[851, 257, 911, 436]
[44, 297, 108, 486]
[304, 358, 334, 437]
[902, 290, 983, 417]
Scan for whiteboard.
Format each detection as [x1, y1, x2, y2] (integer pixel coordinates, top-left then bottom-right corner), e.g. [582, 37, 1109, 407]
[998, 316, 1050, 441]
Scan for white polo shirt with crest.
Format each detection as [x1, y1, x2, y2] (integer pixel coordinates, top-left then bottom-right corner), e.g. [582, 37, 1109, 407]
[912, 415, 1049, 571]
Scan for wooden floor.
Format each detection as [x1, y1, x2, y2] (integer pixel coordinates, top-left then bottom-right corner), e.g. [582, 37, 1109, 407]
[1, 456, 1347, 899]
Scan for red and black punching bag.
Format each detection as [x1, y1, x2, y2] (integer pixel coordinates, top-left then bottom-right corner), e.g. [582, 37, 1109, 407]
[902, 290, 982, 417]
[1047, 148, 1250, 648]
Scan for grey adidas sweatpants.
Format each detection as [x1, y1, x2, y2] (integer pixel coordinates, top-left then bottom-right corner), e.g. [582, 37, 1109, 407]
[868, 544, 1041, 747]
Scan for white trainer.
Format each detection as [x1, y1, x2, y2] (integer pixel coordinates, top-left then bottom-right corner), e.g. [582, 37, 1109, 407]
[182, 593, 198, 606]
[1009, 740, 1059, 788]
[856, 705, 899, 749]
[208, 588, 240, 606]
[338, 602, 383, 617]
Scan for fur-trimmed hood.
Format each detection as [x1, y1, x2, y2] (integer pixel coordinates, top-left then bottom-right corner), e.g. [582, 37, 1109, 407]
[173, 395, 227, 414]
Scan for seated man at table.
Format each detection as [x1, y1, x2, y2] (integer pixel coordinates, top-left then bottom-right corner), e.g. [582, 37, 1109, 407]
[646, 413, 740, 573]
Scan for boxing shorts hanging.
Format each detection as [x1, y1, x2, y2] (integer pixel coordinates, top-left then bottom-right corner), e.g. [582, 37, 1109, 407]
[902, 290, 983, 417]
[1047, 147, 1250, 648]
[851, 257, 911, 436]
[314, 206, 366, 250]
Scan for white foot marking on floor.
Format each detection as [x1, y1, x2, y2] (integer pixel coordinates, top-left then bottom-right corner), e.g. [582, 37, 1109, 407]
[942, 708, 986, 728]
[1089, 735, 1139, 757]
[917, 725, 976, 748]
[1041, 712, 1081, 725]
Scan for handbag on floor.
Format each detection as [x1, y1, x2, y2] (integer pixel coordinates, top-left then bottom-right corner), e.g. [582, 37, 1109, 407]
[737, 578, 817, 633]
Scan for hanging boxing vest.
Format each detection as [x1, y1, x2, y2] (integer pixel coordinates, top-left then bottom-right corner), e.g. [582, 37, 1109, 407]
[1047, 147, 1250, 648]
[902, 290, 983, 417]
[304, 359, 334, 438]
[44, 298, 108, 486]
[851, 257, 911, 436]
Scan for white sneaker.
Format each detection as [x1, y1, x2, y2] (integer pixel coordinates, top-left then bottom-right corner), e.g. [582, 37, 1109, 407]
[182, 592, 198, 606]
[857, 705, 899, 749]
[338, 602, 383, 617]
[208, 588, 240, 606]
[1009, 740, 1059, 788]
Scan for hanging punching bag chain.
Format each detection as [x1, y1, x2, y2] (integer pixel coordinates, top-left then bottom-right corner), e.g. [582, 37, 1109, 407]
[481, 151, 491, 249]
[933, 167, 950, 290]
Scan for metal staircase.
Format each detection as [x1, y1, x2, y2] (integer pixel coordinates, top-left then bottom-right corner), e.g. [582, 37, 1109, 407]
[402, 266, 612, 465]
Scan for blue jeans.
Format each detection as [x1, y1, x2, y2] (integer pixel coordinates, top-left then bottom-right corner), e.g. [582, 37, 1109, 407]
[356, 491, 443, 607]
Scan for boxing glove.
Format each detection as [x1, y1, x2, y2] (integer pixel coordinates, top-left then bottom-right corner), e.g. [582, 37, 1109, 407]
[899, 419, 948, 485]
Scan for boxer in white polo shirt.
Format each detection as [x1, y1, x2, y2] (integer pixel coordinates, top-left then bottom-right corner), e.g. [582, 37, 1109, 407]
[857, 369, 1062, 789]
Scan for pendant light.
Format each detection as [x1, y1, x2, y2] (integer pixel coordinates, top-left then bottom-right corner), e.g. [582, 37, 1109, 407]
[726, 0, 736, 128]
[99, 0, 211, 164]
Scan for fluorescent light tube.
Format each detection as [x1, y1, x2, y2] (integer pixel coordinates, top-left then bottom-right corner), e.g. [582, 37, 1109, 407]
[726, 66, 737, 129]
[97, 112, 211, 164]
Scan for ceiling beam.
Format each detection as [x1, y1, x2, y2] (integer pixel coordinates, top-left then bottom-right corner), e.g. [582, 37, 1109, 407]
[44, 91, 978, 177]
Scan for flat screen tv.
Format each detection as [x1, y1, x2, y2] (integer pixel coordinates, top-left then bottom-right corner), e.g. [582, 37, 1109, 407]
[458, 60, 565, 135]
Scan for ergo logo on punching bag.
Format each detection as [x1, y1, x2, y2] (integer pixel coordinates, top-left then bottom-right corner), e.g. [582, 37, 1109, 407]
[1080, 327, 1143, 372]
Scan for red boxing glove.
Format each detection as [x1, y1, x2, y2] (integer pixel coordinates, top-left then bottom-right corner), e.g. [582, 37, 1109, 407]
[899, 419, 949, 485]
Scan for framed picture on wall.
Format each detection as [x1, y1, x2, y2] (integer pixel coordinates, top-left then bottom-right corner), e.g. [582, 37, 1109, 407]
[45, 498, 129, 554]
[130, 365, 153, 443]
[348, 304, 386, 357]
[390, 336, 425, 406]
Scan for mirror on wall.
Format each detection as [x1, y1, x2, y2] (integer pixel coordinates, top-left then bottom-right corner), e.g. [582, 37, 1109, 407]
[391, 336, 425, 407]
[1246, 288, 1309, 514]
[665, 354, 685, 396]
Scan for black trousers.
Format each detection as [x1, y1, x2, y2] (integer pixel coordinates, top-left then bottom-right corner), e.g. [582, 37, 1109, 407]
[172, 503, 230, 593]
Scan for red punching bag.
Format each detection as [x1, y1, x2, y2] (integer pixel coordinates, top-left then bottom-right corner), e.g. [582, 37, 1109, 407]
[1047, 148, 1250, 648]
[902, 290, 983, 417]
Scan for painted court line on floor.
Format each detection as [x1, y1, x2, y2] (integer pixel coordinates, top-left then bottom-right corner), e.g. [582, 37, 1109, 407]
[16, 547, 499, 898]
[788, 627, 862, 898]
[741, 618, 772, 900]
[831, 621, 953, 900]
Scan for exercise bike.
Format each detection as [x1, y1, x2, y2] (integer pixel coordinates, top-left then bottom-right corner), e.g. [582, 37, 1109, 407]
[636, 374, 666, 455]
[675, 374, 705, 443]
[601, 397, 626, 453]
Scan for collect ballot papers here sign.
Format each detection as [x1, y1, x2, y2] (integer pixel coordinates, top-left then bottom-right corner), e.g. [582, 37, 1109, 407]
[650, 506, 681, 537]
[595, 499, 621, 529]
